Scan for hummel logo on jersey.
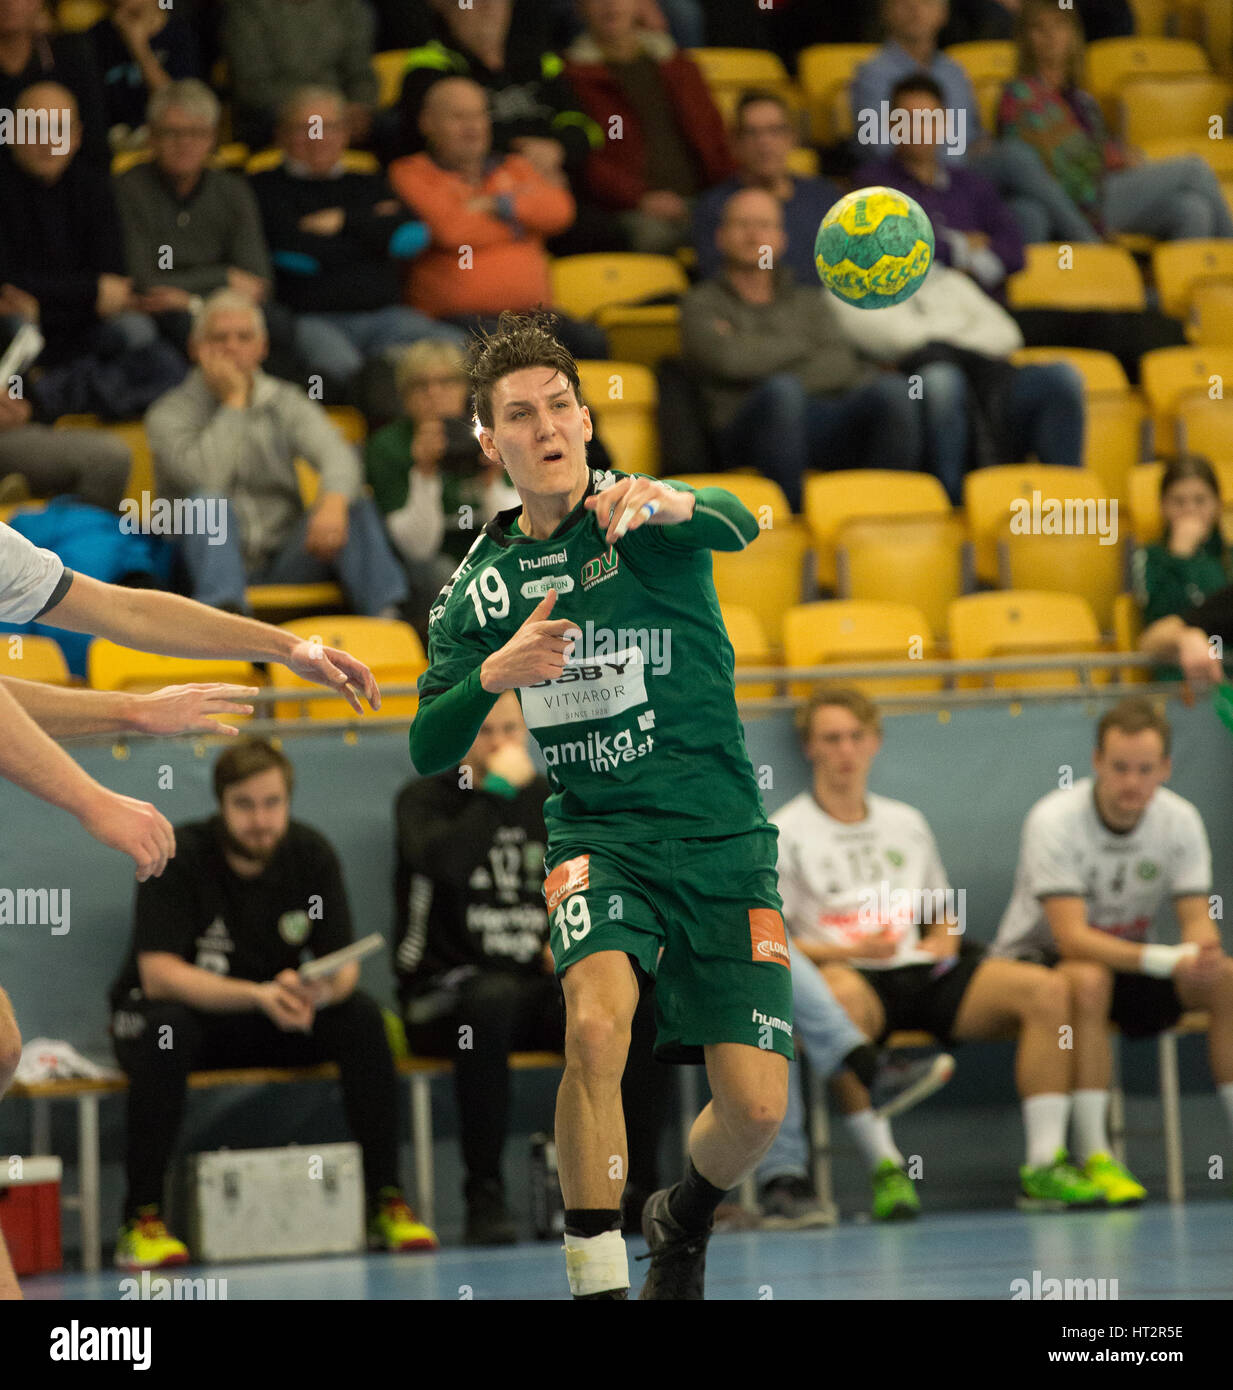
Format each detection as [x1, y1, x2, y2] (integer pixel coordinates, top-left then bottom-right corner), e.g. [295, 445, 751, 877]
[519, 549, 568, 571]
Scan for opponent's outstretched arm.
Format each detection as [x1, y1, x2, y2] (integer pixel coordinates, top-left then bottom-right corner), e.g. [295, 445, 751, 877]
[0, 676, 259, 738]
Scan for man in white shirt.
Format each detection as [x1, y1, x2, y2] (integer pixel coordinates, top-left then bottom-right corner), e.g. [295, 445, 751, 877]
[774, 688, 1104, 1217]
[992, 696, 1232, 1202]
[0, 518, 380, 1298]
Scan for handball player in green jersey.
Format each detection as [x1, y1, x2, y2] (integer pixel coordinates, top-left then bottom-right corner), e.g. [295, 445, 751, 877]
[410, 312, 793, 1300]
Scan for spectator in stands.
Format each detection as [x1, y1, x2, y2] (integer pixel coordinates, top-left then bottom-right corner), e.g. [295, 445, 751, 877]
[940, 0, 1017, 43]
[0, 395, 131, 512]
[108, 737, 437, 1270]
[545, 0, 706, 50]
[114, 79, 301, 377]
[562, 0, 733, 254]
[1001, 0, 1233, 241]
[0, 0, 109, 162]
[390, 77, 607, 361]
[394, 690, 671, 1240]
[780, 687, 1105, 1217]
[694, 90, 843, 286]
[223, 0, 379, 150]
[145, 290, 408, 616]
[855, 75, 1025, 298]
[680, 188, 923, 512]
[250, 85, 464, 408]
[0, 81, 186, 422]
[366, 340, 517, 639]
[991, 697, 1233, 1205]
[87, 0, 203, 149]
[851, 0, 1099, 244]
[1135, 455, 1233, 687]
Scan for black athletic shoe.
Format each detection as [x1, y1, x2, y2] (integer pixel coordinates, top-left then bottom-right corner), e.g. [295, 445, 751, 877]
[759, 1175, 837, 1229]
[464, 1178, 517, 1246]
[636, 1186, 711, 1300]
[871, 1053, 955, 1120]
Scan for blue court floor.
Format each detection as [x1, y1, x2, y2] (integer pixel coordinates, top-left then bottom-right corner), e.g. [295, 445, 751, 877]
[22, 1201, 1233, 1300]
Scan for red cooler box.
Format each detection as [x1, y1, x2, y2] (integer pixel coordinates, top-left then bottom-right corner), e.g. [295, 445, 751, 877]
[0, 1156, 62, 1275]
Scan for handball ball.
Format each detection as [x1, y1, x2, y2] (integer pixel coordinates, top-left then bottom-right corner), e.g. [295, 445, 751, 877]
[815, 186, 935, 310]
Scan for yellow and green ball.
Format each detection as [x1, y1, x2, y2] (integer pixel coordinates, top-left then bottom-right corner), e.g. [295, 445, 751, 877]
[815, 186, 935, 310]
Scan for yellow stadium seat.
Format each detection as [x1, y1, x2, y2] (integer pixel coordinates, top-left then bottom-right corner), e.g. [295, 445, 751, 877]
[998, 527, 1125, 631]
[1189, 280, 1233, 342]
[87, 641, 259, 697]
[1152, 238, 1233, 319]
[672, 473, 793, 528]
[786, 146, 820, 177]
[1127, 0, 1173, 35]
[373, 50, 411, 109]
[0, 501, 46, 525]
[55, 0, 106, 32]
[1086, 37, 1210, 124]
[1007, 243, 1146, 311]
[804, 470, 952, 590]
[213, 143, 249, 170]
[835, 515, 967, 639]
[1178, 393, 1233, 459]
[1113, 592, 1148, 684]
[294, 458, 321, 508]
[721, 604, 775, 700]
[111, 148, 150, 176]
[0, 634, 71, 685]
[975, 78, 1004, 135]
[599, 304, 681, 370]
[944, 40, 1017, 85]
[964, 464, 1110, 584]
[711, 523, 809, 652]
[687, 47, 798, 126]
[797, 44, 879, 144]
[325, 405, 367, 446]
[112, 143, 251, 177]
[53, 416, 154, 498]
[1140, 345, 1233, 447]
[245, 148, 379, 176]
[1120, 75, 1233, 144]
[551, 254, 687, 322]
[948, 591, 1104, 689]
[783, 601, 941, 698]
[1205, 0, 1233, 76]
[577, 361, 659, 476]
[1128, 460, 1167, 543]
[1139, 134, 1233, 173]
[269, 617, 425, 719]
[1011, 346, 1130, 394]
[247, 583, 345, 616]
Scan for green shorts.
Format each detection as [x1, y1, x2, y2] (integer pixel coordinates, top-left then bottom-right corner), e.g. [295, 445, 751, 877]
[542, 826, 795, 1063]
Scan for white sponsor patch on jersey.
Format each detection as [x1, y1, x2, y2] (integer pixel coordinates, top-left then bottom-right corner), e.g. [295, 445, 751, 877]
[520, 575, 576, 600]
[520, 646, 648, 728]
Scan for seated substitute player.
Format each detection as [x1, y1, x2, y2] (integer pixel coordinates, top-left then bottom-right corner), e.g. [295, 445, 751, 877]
[395, 688, 671, 1243]
[409, 311, 793, 1300]
[109, 738, 436, 1269]
[777, 687, 1105, 1213]
[992, 697, 1233, 1202]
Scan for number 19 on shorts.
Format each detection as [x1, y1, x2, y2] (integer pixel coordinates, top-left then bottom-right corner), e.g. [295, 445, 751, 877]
[555, 894, 591, 953]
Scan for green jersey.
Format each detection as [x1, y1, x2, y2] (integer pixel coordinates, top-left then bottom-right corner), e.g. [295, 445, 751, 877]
[409, 467, 767, 850]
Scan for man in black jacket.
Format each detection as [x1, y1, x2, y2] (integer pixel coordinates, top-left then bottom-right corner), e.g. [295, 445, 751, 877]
[395, 689, 671, 1244]
[250, 85, 465, 403]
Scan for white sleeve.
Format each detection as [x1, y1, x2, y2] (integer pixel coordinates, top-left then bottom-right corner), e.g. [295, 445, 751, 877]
[1171, 802, 1212, 897]
[919, 818, 952, 894]
[386, 471, 446, 563]
[0, 522, 69, 624]
[1021, 802, 1085, 900]
[773, 818, 809, 937]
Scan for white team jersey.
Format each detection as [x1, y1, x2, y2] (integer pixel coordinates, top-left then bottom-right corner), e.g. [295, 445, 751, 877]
[772, 790, 952, 970]
[0, 521, 68, 624]
[992, 778, 1211, 960]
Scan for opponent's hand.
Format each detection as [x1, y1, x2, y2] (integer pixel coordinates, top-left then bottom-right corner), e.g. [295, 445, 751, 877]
[255, 980, 314, 1032]
[480, 589, 576, 693]
[1175, 940, 1225, 988]
[133, 683, 260, 737]
[284, 639, 381, 714]
[854, 928, 898, 961]
[584, 478, 694, 546]
[76, 787, 176, 882]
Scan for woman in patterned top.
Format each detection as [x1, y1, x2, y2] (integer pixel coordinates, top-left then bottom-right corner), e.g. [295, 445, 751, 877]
[998, 0, 1233, 241]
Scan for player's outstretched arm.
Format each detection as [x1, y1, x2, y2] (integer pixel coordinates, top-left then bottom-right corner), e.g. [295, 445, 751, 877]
[40, 573, 380, 714]
[0, 676, 260, 738]
[585, 478, 759, 552]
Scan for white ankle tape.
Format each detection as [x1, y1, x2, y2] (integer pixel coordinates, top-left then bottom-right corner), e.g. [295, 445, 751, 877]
[564, 1229, 629, 1297]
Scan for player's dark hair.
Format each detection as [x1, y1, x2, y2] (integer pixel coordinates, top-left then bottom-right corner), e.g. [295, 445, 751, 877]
[734, 88, 792, 128]
[889, 73, 946, 108]
[1159, 454, 1222, 547]
[214, 738, 295, 802]
[1095, 698, 1171, 758]
[794, 687, 882, 745]
[466, 309, 583, 431]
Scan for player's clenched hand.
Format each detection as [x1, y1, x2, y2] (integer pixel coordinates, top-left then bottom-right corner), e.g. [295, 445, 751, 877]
[75, 788, 176, 882]
[133, 683, 260, 737]
[584, 478, 695, 546]
[480, 589, 576, 694]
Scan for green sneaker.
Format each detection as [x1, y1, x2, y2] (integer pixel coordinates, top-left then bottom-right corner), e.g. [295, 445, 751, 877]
[872, 1159, 920, 1221]
[1083, 1152, 1147, 1206]
[1018, 1149, 1106, 1211]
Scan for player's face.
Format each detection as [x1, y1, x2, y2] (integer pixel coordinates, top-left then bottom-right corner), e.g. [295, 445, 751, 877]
[804, 706, 881, 789]
[1092, 729, 1171, 825]
[480, 367, 592, 504]
[465, 690, 527, 776]
[220, 767, 291, 863]
[1161, 477, 1221, 537]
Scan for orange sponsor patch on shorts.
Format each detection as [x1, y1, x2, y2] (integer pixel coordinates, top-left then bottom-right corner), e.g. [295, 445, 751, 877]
[749, 909, 790, 968]
[544, 854, 591, 912]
